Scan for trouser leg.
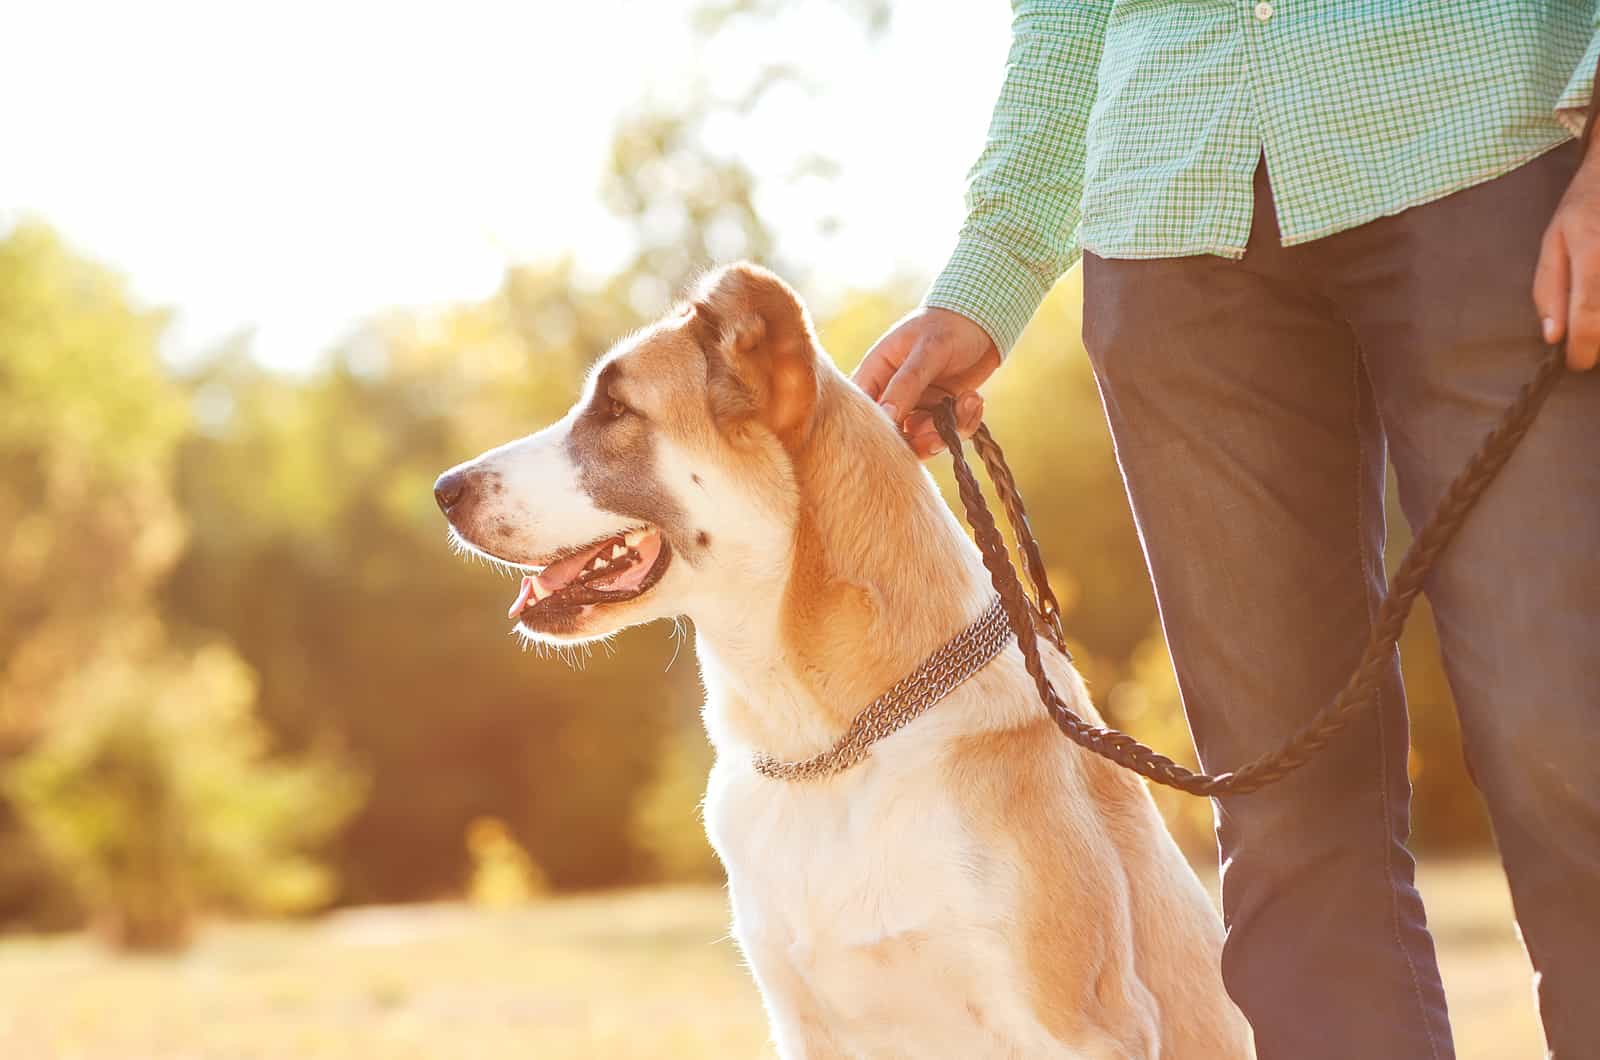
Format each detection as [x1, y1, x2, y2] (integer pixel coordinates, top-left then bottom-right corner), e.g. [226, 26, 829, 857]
[1329, 141, 1600, 1059]
[1081, 171, 1452, 1059]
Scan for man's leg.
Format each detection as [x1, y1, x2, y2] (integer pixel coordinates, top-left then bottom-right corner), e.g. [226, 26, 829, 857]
[1331, 141, 1600, 1059]
[1081, 171, 1453, 1059]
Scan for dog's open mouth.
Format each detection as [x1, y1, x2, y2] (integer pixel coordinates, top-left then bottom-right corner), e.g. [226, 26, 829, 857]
[507, 526, 671, 626]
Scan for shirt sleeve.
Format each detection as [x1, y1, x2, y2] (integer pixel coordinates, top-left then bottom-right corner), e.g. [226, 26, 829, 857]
[923, 1, 1111, 358]
[1556, 26, 1600, 137]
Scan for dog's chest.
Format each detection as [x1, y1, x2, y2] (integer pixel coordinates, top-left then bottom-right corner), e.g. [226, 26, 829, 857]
[705, 756, 1075, 1057]
[708, 754, 974, 938]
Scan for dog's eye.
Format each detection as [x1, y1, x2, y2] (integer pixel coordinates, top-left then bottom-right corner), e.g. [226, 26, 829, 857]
[605, 396, 630, 420]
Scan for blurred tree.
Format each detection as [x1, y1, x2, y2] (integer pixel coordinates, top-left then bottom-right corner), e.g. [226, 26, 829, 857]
[0, 224, 362, 942]
[603, 109, 777, 305]
[466, 815, 549, 907]
[0, 222, 181, 924]
[7, 623, 361, 950]
[0, 223, 185, 752]
[631, 721, 722, 882]
[601, 0, 892, 311]
[1103, 627, 1217, 860]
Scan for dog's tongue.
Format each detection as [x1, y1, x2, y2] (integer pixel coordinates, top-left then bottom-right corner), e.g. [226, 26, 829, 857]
[536, 544, 605, 594]
[507, 539, 614, 619]
[507, 576, 538, 619]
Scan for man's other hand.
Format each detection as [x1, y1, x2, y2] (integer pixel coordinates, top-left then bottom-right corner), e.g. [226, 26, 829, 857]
[853, 307, 1001, 458]
[1535, 144, 1600, 371]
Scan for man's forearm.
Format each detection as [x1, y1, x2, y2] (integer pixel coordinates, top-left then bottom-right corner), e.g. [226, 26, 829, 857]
[924, 1, 1110, 358]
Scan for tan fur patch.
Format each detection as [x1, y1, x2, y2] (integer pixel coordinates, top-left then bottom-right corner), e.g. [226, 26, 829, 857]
[949, 719, 1159, 1054]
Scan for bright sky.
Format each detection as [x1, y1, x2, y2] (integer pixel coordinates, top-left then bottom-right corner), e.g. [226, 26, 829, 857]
[3, 1, 1009, 371]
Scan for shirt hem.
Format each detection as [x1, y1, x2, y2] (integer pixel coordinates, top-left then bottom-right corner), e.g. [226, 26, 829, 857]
[1082, 136, 1576, 260]
[1278, 135, 1575, 247]
[1079, 240, 1248, 262]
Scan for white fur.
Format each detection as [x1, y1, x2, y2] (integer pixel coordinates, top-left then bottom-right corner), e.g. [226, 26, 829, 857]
[703, 648, 1123, 1059]
[455, 415, 625, 560]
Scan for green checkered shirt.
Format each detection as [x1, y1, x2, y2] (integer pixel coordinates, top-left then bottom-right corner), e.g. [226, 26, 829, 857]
[927, 0, 1600, 356]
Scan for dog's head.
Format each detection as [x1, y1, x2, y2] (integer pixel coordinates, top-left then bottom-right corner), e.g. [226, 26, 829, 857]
[435, 263, 836, 644]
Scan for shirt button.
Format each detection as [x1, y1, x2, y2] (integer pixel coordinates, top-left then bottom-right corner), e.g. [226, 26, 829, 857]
[1254, 1, 1274, 20]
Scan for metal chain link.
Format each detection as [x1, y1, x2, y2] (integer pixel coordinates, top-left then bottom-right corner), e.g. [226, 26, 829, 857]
[752, 595, 1015, 781]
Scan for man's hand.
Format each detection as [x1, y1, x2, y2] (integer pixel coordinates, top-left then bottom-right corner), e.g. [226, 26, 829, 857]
[853, 307, 1001, 458]
[1534, 145, 1600, 371]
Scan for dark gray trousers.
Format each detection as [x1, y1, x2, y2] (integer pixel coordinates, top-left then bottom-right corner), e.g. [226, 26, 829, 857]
[1082, 142, 1599, 1060]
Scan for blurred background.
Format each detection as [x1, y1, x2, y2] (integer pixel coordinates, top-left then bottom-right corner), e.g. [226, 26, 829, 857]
[0, 1, 1544, 1056]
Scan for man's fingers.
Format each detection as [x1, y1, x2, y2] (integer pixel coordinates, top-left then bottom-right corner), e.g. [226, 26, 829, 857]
[905, 418, 946, 458]
[902, 410, 944, 455]
[956, 392, 984, 438]
[852, 330, 909, 402]
[901, 395, 982, 438]
[877, 340, 945, 428]
[1568, 248, 1600, 370]
[1533, 225, 1570, 348]
[1532, 223, 1600, 369]
[897, 395, 984, 459]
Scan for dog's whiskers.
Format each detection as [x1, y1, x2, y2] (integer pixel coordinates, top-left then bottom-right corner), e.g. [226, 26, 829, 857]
[446, 526, 532, 579]
[665, 616, 689, 672]
[512, 629, 594, 670]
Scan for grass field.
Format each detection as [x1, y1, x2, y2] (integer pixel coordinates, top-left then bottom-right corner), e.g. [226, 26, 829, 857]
[0, 859, 1541, 1059]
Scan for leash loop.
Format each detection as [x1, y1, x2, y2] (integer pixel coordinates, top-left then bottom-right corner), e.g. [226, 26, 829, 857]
[933, 345, 1568, 796]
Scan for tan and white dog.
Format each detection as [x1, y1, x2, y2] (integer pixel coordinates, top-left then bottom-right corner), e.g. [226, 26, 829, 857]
[435, 263, 1253, 1058]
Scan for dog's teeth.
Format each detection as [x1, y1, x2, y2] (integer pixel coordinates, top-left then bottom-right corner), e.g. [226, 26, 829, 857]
[624, 530, 645, 547]
[610, 544, 626, 559]
[592, 557, 609, 570]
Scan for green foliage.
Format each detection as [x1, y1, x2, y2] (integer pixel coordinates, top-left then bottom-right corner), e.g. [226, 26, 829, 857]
[0, 221, 193, 930]
[0, 223, 187, 750]
[466, 816, 550, 906]
[0, 225, 367, 946]
[0, 222, 183, 472]
[7, 622, 362, 950]
[1103, 627, 1217, 859]
[631, 721, 722, 883]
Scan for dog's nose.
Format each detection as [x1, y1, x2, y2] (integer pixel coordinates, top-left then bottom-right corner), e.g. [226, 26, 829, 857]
[434, 469, 473, 515]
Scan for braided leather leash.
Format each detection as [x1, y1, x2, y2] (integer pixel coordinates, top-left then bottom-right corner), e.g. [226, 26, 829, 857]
[930, 344, 1569, 796]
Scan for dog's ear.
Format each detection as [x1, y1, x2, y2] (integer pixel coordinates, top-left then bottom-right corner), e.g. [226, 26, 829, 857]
[688, 262, 819, 448]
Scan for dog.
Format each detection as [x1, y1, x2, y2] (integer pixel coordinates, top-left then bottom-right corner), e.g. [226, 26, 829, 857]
[435, 263, 1253, 1058]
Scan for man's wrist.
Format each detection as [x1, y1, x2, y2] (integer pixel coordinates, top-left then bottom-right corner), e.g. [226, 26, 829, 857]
[924, 235, 1058, 359]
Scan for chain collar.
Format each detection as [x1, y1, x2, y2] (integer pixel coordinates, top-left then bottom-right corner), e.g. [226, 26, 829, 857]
[751, 595, 1014, 782]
